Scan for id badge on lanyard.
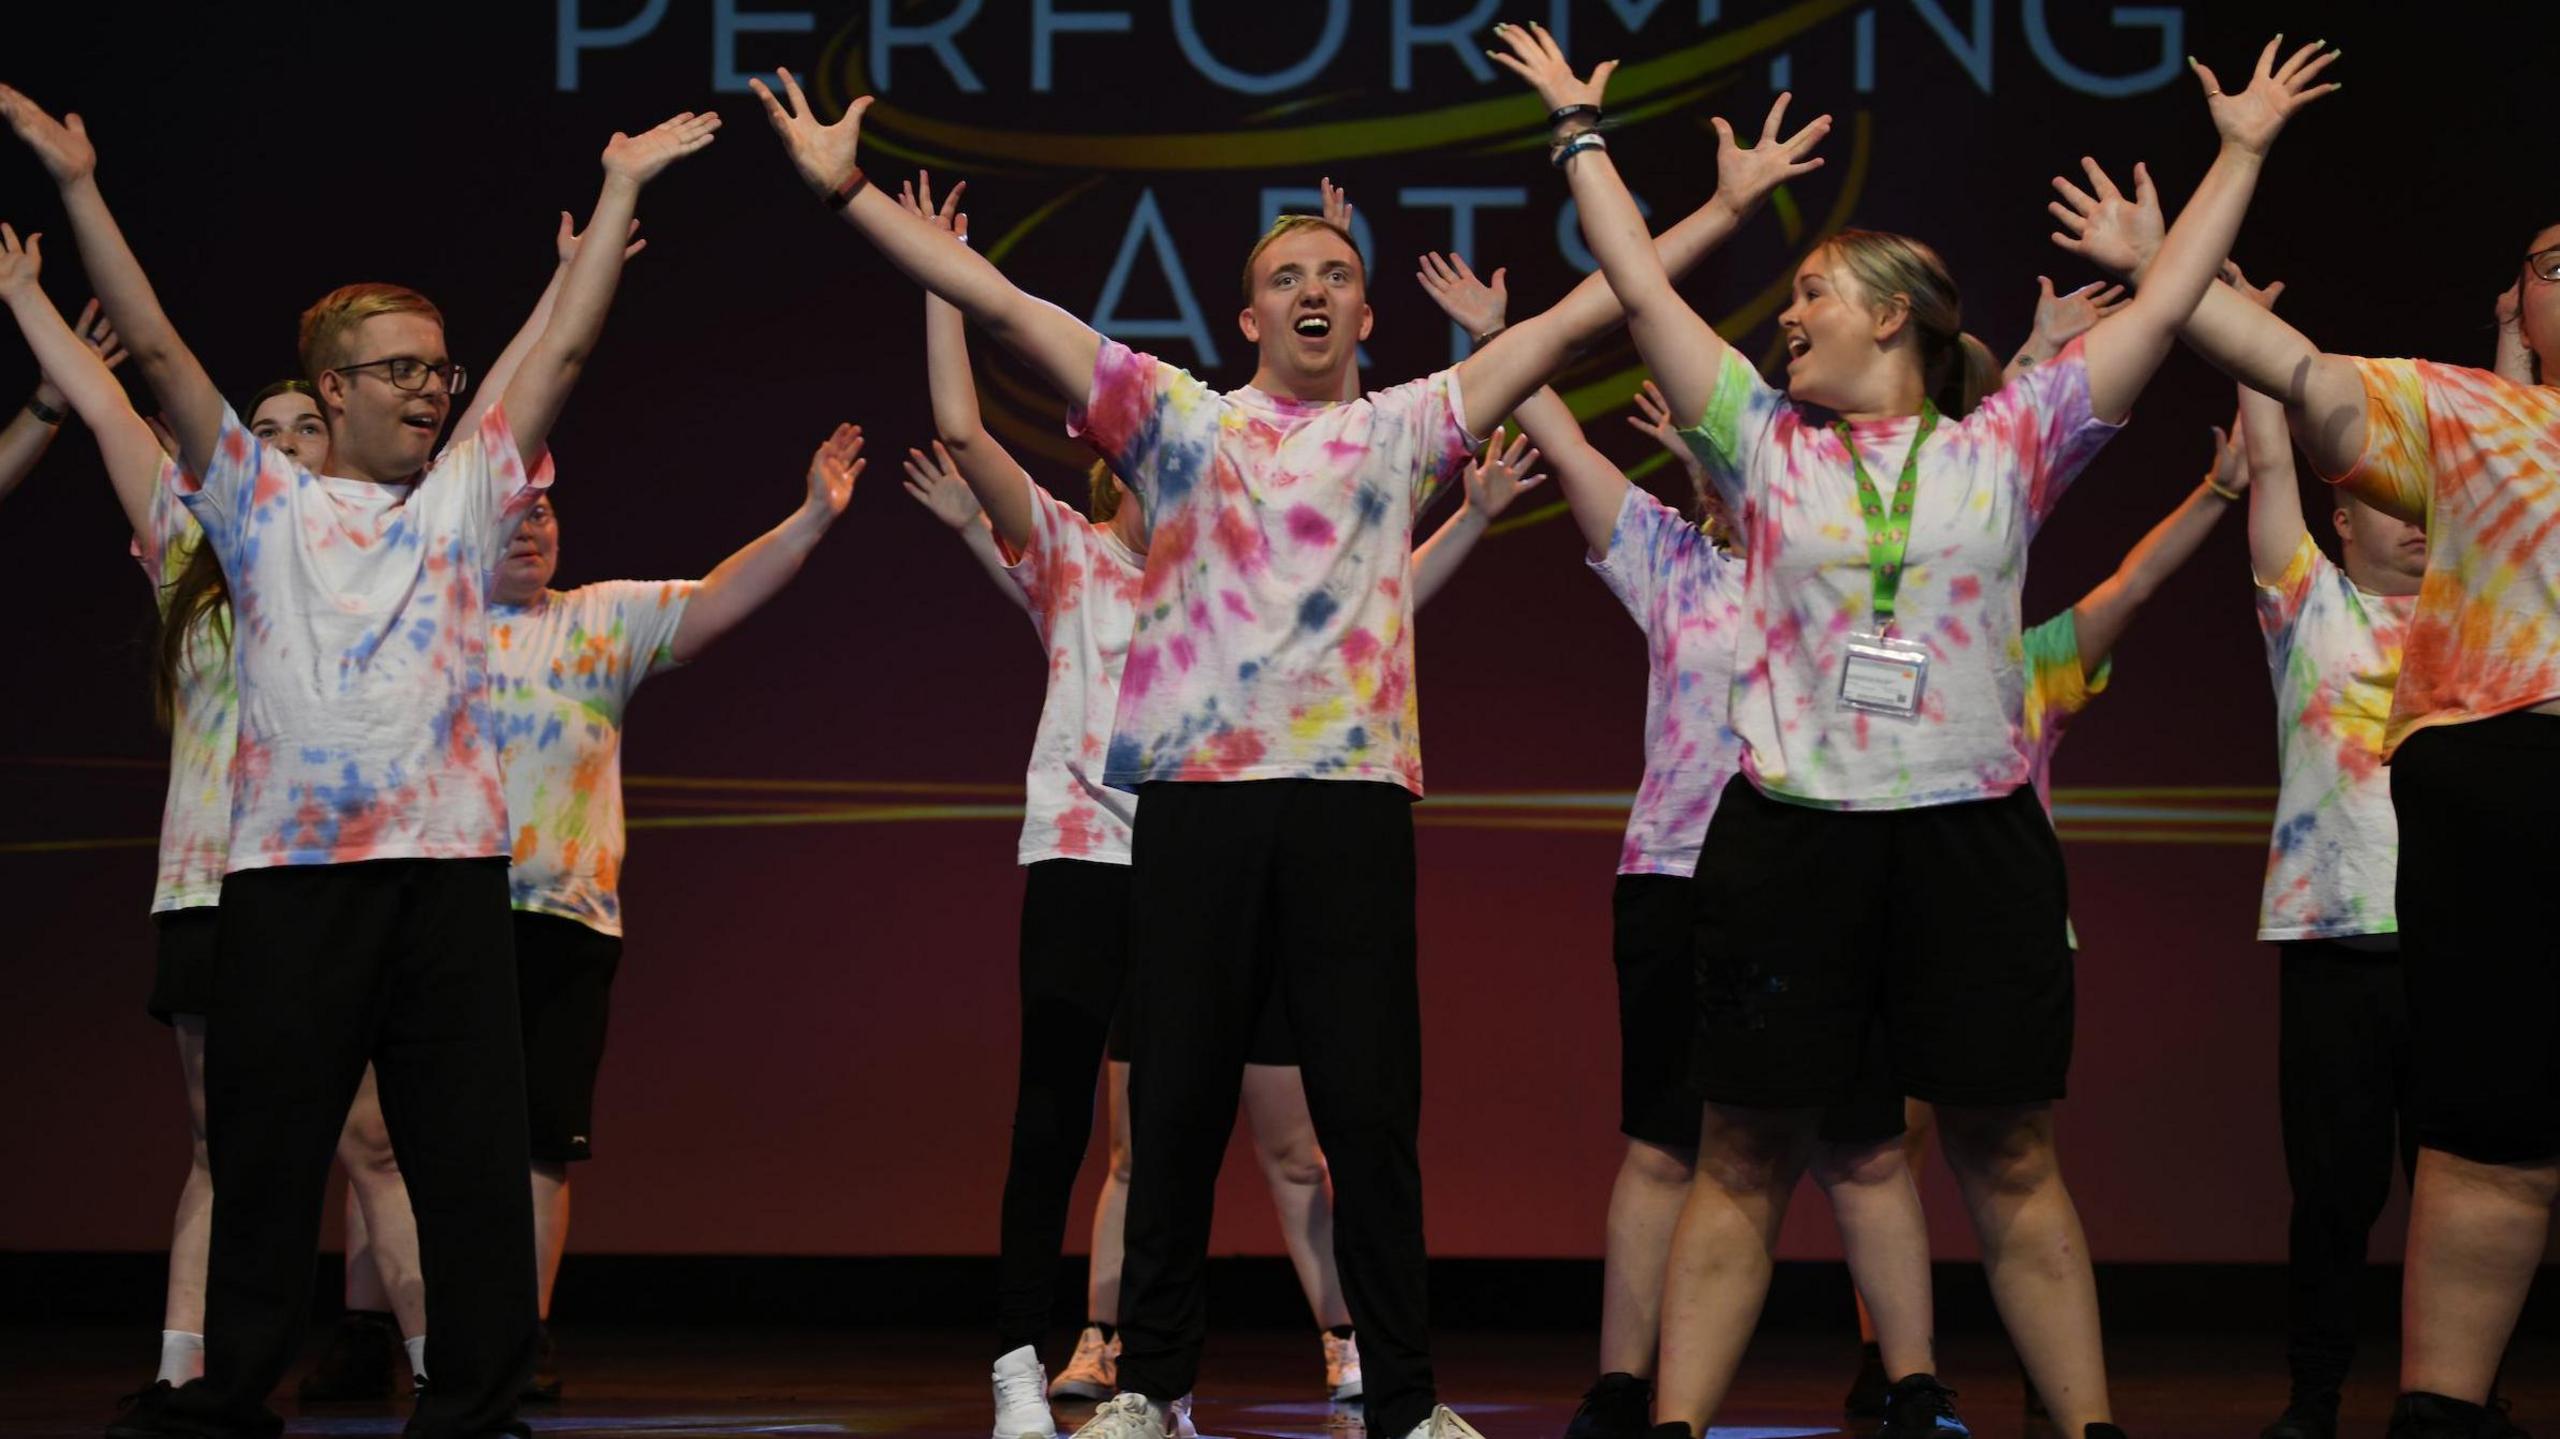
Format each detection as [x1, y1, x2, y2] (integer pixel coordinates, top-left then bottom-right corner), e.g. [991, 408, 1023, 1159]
[1834, 402, 1939, 723]
[1839, 632, 1930, 718]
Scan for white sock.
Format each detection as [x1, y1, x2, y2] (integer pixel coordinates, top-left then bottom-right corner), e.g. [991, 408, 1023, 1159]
[405, 1333, 428, 1380]
[156, 1329, 204, 1386]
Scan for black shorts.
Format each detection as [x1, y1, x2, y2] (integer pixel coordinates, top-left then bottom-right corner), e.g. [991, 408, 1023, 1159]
[1691, 777, 2073, 1111]
[2393, 713, 2560, 1164]
[148, 906, 220, 1024]
[516, 910, 624, 1164]
[1108, 948, 1299, 1066]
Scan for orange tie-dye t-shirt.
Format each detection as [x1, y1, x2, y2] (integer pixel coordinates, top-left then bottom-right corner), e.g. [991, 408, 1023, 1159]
[2335, 359, 2560, 753]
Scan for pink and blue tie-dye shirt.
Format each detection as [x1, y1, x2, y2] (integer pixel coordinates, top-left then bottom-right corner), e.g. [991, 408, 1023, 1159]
[177, 403, 544, 870]
[1003, 485, 1145, 866]
[1679, 339, 2121, 811]
[489, 580, 695, 937]
[2019, 611, 2109, 817]
[2255, 534, 2411, 942]
[135, 457, 234, 913]
[1068, 339, 1480, 795]
[2332, 359, 2560, 753]
[1586, 486, 1748, 878]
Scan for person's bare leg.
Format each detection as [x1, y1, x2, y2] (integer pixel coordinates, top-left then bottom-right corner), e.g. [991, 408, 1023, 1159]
[159, 1017, 213, 1384]
[1853, 1100, 1935, 1346]
[1241, 1063, 1353, 1328]
[2401, 1146, 2560, 1402]
[1812, 1132, 1934, 1381]
[1599, 1138, 1694, 1377]
[337, 1067, 427, 1343]
[1936, 1103, 2109, 1431]
[1086, 1059, 1134, 1325]
[528, 1162, 572, 1320]
[1652, 1104, 1817, 1433]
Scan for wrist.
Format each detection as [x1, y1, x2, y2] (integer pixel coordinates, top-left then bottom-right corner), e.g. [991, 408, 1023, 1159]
[823, 166, 870, 211]
[31, 378, 66, 412]
[1706, 188, 1760, 227]
[2204, 476, 2243, 502]
[1469, 321, 1508, 348]
[24, 392, 65, 426]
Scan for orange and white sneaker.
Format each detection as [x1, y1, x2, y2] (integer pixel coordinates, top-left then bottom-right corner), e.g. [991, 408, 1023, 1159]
[1050, 1326, 1119, 1402]
[1322, 1331, 1364, 1403]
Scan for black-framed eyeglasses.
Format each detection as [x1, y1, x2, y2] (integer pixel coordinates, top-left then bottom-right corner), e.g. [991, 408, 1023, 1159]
[336, 356, 470, 395]
[2527, 246, 2560, 284]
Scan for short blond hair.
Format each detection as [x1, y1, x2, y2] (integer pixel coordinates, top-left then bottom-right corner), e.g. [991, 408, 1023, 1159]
[1239, 215, 1364, 304]
[297, 283, 444, 382]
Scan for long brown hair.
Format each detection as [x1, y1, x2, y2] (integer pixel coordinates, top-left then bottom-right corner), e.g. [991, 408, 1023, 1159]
[1823, 229, 2000, 418]
[151, 379, 313, 727]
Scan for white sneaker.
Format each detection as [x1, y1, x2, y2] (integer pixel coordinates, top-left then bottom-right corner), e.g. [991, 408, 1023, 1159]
[992, 1344, 1060, 1439]
[1072, 1392, 1176, 1439]
[1394, 1405, 1486, 1439]
[1050, 1326, 1120, 1400]
[1322, 1331, 1363, 1403]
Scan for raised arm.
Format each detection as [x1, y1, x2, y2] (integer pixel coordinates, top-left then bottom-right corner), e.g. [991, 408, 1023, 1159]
[900, 173, 1041, 551]
[1413, 425, 1547, 607]
[501, 112, 717, 468]
[2070, 423, 2247, 672]
[2212, 264, 2310, 583]
[753, 70, 1100, 409]
[902, 438, 1028, 613]
[2006, 278, 2125, 385]
[2065, 38, 2340, 424]
[0, 87, 225, 476]
[670, 424, 862, 664]
[0, 232, 163, 530]
[455, 213, 644, 440]
[0, 298, 123, 508]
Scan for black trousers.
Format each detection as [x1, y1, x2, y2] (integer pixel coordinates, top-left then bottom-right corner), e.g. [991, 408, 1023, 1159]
[995, 859, 1132, 1354]
[2276, 939, 2415, 1396]
[170, 858, 535, 1439]
[1116, 780, 1434, 1439]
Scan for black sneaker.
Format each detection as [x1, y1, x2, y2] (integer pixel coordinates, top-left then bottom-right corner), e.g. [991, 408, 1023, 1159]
[2262, 1392, 2340, 1439]
[105, 1381, 196, 1439]
[1562, 1373, 1652, 1439]
[297, 1310, 401, 1402]
[2391, 1394, 2507, 1439]
[2482, 1397, 2529, 1439]
[520, 1322, 562, 1403]
[1844, 1343, 1891, 1421]
[1880, 1374, 1970, 1439]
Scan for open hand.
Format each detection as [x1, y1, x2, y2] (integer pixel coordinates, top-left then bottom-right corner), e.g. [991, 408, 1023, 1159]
[2049, 157, 2162, 281]
[0, 87, 95, 185]
[601, 111, 722, 186]
[901, 442, 982, 530]
[1416, 252, 1507, 339]
[1711, 93, 1831, 213]
[0, 224, 43, 302]
[72, 297, 126, 370]
[1626, 379, 1684, 451]
[750, 67, 870, 197]
[557, 212, 645, 266]
[2221, 260, 2284, 311]
[2029, 276, 2129, 352]
[1321, 176, 1355, 233]
[2206, 415, 2252, 496]
[2193, 36, 2341, 156]
[1464, 425, 1548, 520]
[1486, 21, 1615, 117]
[805, 423, 865, 524]
[897, 171, 969, 242]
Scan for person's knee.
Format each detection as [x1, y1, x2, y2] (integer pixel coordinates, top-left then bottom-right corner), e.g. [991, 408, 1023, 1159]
[1809, 1135, 1907, 1191]
[338, 1111, 400, 1178]
[1696, 1108, 1811, 1197]
[1938, 1105, 2057, 1198]
[1107, 1135, 1136, 1186]
[1260, 1134, 1330, 1190]
[1623, 1138, 1697, 1191]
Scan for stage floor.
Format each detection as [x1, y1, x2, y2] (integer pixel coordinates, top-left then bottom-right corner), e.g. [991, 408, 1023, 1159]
[12, 1325, 2555, 1438]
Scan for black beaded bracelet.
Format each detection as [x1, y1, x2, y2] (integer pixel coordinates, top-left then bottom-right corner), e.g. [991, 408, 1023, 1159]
[24, 395, 63, 426]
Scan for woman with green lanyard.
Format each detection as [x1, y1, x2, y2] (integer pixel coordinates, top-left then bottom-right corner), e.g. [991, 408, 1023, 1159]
[1490, 22, 2338, 1439]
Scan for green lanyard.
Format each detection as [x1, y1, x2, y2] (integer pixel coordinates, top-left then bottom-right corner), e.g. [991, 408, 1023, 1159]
[1834, 398, 1939, 637]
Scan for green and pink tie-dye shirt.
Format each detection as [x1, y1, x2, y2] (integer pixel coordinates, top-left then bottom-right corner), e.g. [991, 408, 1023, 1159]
[135, 457, 234, 913]
[1069, 339, 1479, 795]
[1587, 486, 1748, 878]
[2333, 358, 2560, 752]
[1679, 339, 2121, 811]
[2254, 534, 2411, 942]
[2018, 611, 2109, 817]
[488, 580, 694, 937]
[178, 404, 544, 870]
[1004, 484, 1145, 865]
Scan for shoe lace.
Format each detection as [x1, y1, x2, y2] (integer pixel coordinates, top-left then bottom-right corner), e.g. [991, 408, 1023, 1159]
[1895, 1377, 1963, 1422]
[1087, 1392, 1167, 1437]
[996, 1362, 1049, 1412]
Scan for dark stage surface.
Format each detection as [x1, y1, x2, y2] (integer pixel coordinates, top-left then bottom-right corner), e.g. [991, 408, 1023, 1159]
[12, 1324, 2560, 1439]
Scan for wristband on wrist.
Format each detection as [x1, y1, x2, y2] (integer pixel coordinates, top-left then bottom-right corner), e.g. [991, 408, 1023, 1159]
[2205, 477, 2242, 502]
[1471, 323, 1507, 348]
[24, 395, 63, 426]
[1551, 131, 1608, 169]
[1547, 102, 1603, 129]
[824, 168, 869, 211]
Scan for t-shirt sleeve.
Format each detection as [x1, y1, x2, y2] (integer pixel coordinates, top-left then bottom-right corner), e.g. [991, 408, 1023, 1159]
[133, 454, 199, 592]
[588, 580, 700, 702]
[1675, 348, 1785, 520]
[428, 402, 550, 564]
[1587, 484, 1711, 631]
[1407, 366, 1486, 518]
[1002, 484, 1091, 641]
[174, 403, 275, 570]
[2022, 611, 2105, 744]
[2332, 357, 2438, 522]
[2253, 532, 2324, 645]
[1965, 336, 2124, 531]
[1065, 339, 1218, 516]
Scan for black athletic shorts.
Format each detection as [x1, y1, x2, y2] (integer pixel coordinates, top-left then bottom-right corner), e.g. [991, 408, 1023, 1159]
[1108, 946, 1300, 1066]
[516, 910, 624, 1163]
[2393, 713, 2560, 1164]
[1691, 777, 2073, 1111]
[148, 906, 219, 1024]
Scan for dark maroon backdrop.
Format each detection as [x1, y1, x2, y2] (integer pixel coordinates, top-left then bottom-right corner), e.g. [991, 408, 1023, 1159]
[2, 2, 2548, 1263]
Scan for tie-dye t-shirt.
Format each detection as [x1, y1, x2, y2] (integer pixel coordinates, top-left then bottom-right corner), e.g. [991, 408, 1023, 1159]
[2019, 611, 2110, 817]
[134, 458, 235, 913]
[2254, 534, 2412, 942]
[489, 581, 696, 937]
[1680, 339, 2121, 811]
[1003, 484, 1145, 866]
[1068, 339, 1480, 795]
[177, 404, 543, 870]
[2332, 359, 2560, 753]
[1586, 486, 1748, 878]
